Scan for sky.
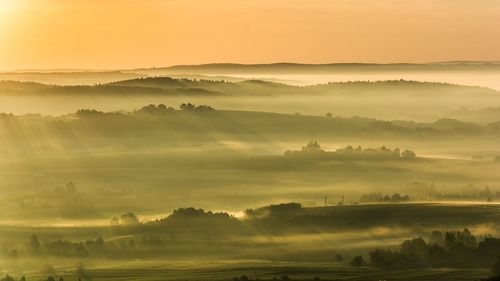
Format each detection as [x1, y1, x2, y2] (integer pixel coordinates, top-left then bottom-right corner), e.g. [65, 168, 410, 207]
[0, 0, 499, 70]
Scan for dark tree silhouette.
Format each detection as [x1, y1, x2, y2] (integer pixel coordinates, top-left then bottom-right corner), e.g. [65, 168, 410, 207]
[31, 234, 41, 252]
[334, 254, 344, 262]
[492, 256, 500, 277]
[350, 256, 366, 267]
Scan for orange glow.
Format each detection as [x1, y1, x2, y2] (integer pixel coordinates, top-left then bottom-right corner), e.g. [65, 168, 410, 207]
[1, 0, 500, 70]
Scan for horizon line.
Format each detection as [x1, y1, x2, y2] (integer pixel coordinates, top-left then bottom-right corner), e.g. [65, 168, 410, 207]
[2, 60, 500, 73]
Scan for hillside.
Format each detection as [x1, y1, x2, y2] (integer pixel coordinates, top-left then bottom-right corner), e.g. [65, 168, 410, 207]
[1, 106, 498, 153]
[0, 77, 497, 98]
[0, 71, 145, 86]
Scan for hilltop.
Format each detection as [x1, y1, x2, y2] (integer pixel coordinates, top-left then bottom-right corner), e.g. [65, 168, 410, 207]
[0, 77, 496, 98]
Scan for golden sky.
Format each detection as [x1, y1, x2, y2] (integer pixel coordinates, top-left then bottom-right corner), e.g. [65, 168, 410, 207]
[1, 0, 499, 70]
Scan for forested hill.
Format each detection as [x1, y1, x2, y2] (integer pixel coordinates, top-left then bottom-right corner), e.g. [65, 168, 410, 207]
[1, 105, 499, 156]
[0, 77, 497, 97]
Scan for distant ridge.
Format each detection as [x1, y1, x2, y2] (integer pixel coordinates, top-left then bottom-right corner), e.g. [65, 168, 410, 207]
[2, 62, 499, 87]
[131, 61, 500, 75]
[3, 61, 500, 74]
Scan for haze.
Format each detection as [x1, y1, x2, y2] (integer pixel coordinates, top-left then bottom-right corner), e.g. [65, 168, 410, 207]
[1, 0, 500, 70]
[2, 1, 500, 281]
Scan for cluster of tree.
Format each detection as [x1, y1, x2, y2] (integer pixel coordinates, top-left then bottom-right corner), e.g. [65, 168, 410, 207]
[285, 142, 416, 160]
[368, 229, 500, 269]
[109, 76, 235, 89]
[75, 109, 105, 117]
[111, 207, 242, 236]
[110, 212, 142, 233]
[135, 103, 217, 114]
[52, 181, 77, 195]
[359, 192, 411, 203]
[18, 181, 99, 218]
[135, 104, 175, 114]
[28, 234, 106, 258]
[13, 208, 251, 259]
[10, 181, 98, 219]
[23, 232, 147, 259]
[166, 207, 232, 220]
[433, 185, 497, 202]
[179, 103, 215, 111]
[75, 109, 127, 119]
[78, 103, 216, 118]
[0, 113, 15, 119]
[405, 182, 498, 202]
[350, 256, 366, 267]
[0, 207, 245, 261]
[244, 203, 303, 219]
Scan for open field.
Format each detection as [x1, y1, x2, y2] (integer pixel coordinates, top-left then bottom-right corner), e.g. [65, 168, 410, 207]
[9, 260, 490, 281]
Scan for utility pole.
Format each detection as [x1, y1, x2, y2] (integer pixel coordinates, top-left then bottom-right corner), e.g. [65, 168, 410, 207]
[324, 195, 327, 207]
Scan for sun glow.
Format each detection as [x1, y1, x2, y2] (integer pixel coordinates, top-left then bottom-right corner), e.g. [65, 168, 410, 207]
[0, 0, 20, 44]
[0, 0, 18, 19]
[1, 0, 500, 70]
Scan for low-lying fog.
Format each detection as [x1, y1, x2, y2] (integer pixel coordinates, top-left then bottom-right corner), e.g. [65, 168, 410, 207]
[223, 72, 500, 90]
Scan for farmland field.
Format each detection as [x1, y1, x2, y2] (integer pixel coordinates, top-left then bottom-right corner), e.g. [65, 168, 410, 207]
[16, 260, 490, 281]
